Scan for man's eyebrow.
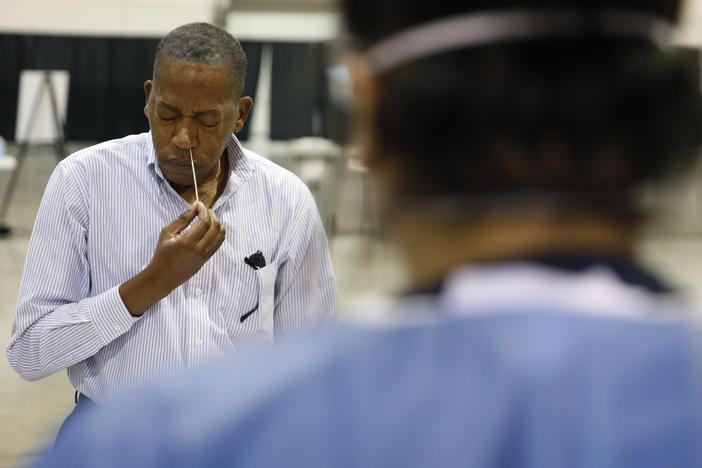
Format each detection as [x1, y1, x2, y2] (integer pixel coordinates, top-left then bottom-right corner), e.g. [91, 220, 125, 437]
[193, 109, 221, 117]
[157, 101, 178, 112]
[157, 101, 220, 117]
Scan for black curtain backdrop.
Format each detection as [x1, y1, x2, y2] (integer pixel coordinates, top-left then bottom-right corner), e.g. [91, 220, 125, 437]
[270, 42, 327, 140]
[4, 35, 693, 146]
[0, 35, 262, 142]
[239, 42, 262, 141]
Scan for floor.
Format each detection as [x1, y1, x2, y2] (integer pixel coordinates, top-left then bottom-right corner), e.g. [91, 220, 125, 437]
[2, 142, 702, 466]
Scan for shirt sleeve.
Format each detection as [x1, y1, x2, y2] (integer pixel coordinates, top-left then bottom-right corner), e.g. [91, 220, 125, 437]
[6, 163, 139, 381]
[273, 185, 337, 337]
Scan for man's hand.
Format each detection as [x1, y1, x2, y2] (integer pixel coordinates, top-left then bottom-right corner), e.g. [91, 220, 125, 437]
[149, 202, 226, 291]
[119, 202, 226, 317]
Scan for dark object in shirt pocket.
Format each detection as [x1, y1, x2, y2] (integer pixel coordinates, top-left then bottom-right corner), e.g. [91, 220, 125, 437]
[240, 303, 259, 323]
[244, 251, 266, 270]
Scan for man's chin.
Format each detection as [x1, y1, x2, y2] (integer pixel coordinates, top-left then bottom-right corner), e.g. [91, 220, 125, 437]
[161, 169, 193, 188]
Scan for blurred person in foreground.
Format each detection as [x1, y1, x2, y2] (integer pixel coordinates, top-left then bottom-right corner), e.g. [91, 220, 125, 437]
[33, 1, 702, 467]
[6, 22, 336, 440]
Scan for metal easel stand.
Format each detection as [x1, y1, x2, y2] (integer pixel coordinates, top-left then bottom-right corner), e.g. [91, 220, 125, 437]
[0, 71, 66, 237]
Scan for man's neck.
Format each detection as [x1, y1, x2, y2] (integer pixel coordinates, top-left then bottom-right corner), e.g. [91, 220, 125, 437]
[389, 211, 637, 290]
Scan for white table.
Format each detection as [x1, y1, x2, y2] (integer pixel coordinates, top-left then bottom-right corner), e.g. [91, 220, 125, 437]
[0, 155, 17, 171]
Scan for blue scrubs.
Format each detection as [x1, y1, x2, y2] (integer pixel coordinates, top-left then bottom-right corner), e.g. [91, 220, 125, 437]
[35, 259, 702, 468]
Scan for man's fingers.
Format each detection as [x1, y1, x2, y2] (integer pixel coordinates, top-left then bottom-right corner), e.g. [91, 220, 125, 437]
[203, 228, 227, 259]
[195, 201, 209, 224]
[209, 209, 220, 227]
[195, 211, 224, 255]
[178, 203, 213, 244]
[163, 205, 198, 235]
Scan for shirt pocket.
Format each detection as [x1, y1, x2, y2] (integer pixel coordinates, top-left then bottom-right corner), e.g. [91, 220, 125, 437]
[223, 261, 279, 346]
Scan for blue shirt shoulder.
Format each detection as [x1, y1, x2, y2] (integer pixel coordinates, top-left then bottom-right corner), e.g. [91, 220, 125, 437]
[37, 312, 702, 468]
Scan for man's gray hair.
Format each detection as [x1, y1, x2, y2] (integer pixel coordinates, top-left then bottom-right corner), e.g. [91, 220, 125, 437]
[153, 22, 248, 95]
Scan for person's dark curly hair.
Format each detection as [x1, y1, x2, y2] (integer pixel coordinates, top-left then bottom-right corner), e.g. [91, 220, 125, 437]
[343, 0, 702, 208]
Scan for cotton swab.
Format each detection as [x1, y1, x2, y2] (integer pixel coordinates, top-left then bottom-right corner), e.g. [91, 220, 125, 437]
[189, 148, 199, 203]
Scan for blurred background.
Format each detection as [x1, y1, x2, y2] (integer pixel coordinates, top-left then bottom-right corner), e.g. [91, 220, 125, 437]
[3, 0, 702, 465]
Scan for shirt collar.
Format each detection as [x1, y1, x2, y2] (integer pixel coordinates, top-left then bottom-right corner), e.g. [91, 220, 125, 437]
[145, 131, 162, 178]
[405, 255, 671, 297]
[438, 261, 684, 320]
[223, 133, 255, 189]
[347, 260, 688, 330]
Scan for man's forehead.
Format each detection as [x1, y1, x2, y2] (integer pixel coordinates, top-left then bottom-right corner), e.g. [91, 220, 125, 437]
[155, 57, 240, 98]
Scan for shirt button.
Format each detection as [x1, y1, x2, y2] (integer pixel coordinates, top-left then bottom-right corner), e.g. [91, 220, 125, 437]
[113, 324, 122, 332]
[195, 337, 203, 346]
[195, 288, 203, 296]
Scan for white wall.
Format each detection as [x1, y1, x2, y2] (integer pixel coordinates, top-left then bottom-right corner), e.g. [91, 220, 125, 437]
[0, 0, 339, 41]
[2, 0, 702, 44]
[677, 0, 702, 45]
[226, 11, 339, 42]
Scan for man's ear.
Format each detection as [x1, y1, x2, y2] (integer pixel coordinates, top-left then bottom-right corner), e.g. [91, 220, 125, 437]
[144, 80, 153, 118]
[234, 97, 254, 133]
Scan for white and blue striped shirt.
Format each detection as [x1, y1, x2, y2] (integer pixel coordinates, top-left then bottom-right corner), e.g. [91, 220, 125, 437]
[7, 132, 337, 401]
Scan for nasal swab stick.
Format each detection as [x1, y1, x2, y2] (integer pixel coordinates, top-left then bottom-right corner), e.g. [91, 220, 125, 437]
[189, 148, 199, 203]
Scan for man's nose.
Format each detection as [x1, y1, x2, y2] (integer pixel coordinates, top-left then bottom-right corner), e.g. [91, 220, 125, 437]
[173, 120, 198, 150]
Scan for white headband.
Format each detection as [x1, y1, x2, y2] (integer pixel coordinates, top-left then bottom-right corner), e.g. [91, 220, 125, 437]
[366, 8, 673, 73]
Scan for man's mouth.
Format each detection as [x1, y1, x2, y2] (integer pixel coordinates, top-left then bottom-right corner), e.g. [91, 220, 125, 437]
[166, 159, 190, 167]
[160, 159, 193, 177]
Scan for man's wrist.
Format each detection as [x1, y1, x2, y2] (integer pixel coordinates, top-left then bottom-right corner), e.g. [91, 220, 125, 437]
[140, 265, 173, 300]
[119, 266, 171, 317]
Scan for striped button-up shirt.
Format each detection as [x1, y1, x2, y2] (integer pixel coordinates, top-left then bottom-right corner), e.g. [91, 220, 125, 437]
[7, 132, 337, 401]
